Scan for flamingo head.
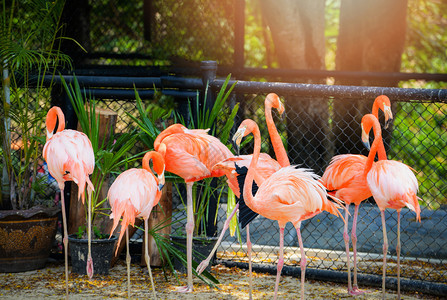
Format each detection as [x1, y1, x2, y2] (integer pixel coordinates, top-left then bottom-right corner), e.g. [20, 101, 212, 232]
[361, 114, 381, 151]
[374, 95, 393, 129]
[232, 119, 258, 155]
[266, 93, 285, 119]
[143, 151, 165, 190]
[45, 106, 65, 139]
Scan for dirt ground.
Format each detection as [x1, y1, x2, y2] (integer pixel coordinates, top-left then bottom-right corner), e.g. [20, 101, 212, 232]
[0, 259, 442, 300]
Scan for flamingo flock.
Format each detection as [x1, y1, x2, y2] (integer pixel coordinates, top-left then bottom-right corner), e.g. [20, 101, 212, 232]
[43, 93, 421, 299]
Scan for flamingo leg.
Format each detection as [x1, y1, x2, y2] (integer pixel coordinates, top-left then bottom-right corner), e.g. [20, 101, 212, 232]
[125, 226, 131, 299]
[144, 219, 157, 299]
[247, 224, 253, 300]
[295, 223, 306, 300]
[343, 203, 353, 295]
[380, 210, 388, 299]
[86, 187, 94, 278]
[59, 185, 69, 299]
[196, 203, 239, 275]
[274, 227, 285, 300]
[177, 182, 194, 293]
[351, 204, 365, 295]
[397, 210, 401, 300]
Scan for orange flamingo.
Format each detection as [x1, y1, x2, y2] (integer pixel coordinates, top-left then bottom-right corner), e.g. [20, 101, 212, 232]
[320, 95, 393, 295]
[234, 119, 345, 300]
[362, 114, 420, 299]
[197, 93, 287, 298]
[108, 151, 165, 299]
[196, 153, 280, 299]
[154, 123, 233, 292]
[43, 106, 95, 298]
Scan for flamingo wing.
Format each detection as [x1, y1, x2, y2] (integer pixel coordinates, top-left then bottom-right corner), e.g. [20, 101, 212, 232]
[367, 160, 420, 221]
[108, 168, 159, 248]
[321, 154, 372, 205]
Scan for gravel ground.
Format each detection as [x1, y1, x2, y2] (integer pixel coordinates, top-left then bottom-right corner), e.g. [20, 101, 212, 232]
[0, 259, 442, 299]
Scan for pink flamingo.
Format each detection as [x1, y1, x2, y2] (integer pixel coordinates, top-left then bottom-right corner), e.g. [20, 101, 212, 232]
[362, 114, 420, 299]
[320, 95, 393, 295]
[154, 123, 233, 292]
[234, 119, 345, 300]
[197, 93, 287, 299]
[43, 106, 95, 298]
[107, 151, 165, 299]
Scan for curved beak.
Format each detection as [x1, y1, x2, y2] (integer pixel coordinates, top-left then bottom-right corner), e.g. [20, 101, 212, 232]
[158, 168, 165, 191]
[383, 105, 393, 129]
[361, 124, 371, 151]
[232, 126, 246, 156]
[278, 100, 285, 121]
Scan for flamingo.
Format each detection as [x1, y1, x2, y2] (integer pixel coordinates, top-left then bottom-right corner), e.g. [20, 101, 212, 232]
[196, 93, 287, 299]
[154, 123, 233, 292]
[234, 119, 345, 300]
[43, 106, 95, 298]
[107, 151, 165, 299]
[320, 95, 393, 295]
[362, 114, 420, 299]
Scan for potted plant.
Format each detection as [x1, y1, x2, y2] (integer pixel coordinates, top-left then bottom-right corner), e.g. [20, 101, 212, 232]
[61, 76, 143, 275]
[0, 0, 73, 272]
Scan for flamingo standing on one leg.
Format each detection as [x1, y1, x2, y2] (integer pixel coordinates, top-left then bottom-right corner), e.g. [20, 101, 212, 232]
[43, 106, 95, 298]
[361, 114, 420, 300]
[107, 151, 165, 299]
[154, 124, 233, 292]
[320, 95, 393, 295]
[234, 119, 346, 300]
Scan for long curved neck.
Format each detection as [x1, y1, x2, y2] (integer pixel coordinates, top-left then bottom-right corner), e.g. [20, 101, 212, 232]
[364, 120, 387, 175]
[372, 99, 380, 120]
[265, 100, 290, 167]
[243, 127, 261, 212]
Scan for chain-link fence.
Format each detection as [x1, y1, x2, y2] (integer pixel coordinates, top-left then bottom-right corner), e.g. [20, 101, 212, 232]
[6, 71, 446, 291]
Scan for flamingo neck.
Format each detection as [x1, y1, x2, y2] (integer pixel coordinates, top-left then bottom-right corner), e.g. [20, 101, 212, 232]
[372, 100, 380, 120]
[265, 101, 290, 167]
[364, 120, 387, 175]
[243, 127, 261, 212]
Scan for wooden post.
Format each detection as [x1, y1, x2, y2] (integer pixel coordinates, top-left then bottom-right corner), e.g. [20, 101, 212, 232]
[68, 107, 118, 235]
[141, 182, 172, 267]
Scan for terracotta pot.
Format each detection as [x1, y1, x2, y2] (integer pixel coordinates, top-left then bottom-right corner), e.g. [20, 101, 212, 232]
[0, 206, 60, 272]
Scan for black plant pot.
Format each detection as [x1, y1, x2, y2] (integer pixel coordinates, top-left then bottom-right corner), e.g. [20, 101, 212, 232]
[0, 206, 60, 273]
[68, 234, 117, 275]
[171, 235, 218, 273]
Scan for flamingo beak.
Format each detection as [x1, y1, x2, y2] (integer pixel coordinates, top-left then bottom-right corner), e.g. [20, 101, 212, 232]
[383, 105, 393, 129]
[158, 168, 165, 191]
[361, 124, 371, 151]
[232, 126, 246, 156]
[278, 100, 285, 121]
[46, 129, 53, 140]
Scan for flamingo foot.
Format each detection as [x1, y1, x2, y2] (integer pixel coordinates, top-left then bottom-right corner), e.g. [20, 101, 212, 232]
[86, 256, 94, 279]
[176, 285, 193, 293]
[348, 286, 366, 296]
[196, 260, 210, 275]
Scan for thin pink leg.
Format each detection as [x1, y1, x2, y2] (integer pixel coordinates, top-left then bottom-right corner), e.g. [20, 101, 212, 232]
[381, 210, 388, 299]
[177, 182, 194, 293]
[196, 203, 239, 275]
[246, 224, 253, 300]
[343, 203, 353, 294]
[296, 223, 306, 300]
[273, 227, 285, 300]
[396, 210, 401, 300]
[86, 187, 94, 279]
[351, 204, 365, 295]
[144, 219, 157, 299]
[59, 184, 69, 299]
[125, 227, 131, 299]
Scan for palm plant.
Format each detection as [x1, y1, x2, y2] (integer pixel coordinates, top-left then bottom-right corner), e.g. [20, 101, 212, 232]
[0, 0, 75, 210]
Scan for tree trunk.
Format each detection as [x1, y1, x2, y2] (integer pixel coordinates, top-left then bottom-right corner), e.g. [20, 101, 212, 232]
[260, 0, 328, 173]
[333, 0, 407, 156]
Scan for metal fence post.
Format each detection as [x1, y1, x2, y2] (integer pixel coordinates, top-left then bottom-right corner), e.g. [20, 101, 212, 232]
[200, 60, 218, 238]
